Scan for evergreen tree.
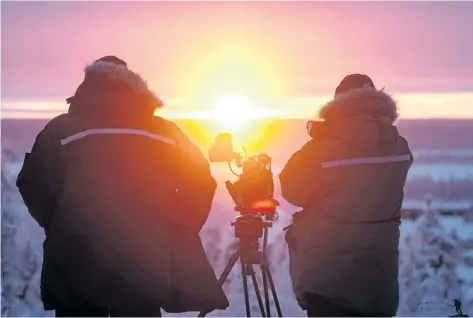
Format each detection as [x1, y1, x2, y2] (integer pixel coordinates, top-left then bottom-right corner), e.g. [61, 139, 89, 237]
[1, 148, 44, 316]
[465, 288, 473, 315]
[460, 249, 473, 315]
[398, 197, 463, 316]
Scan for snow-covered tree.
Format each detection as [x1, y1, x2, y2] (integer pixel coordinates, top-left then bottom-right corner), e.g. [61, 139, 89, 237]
[1, 147, 45, 316]
[464, 288, 473, 315]
[398, 196, 463, 316]
[459, 248, 473, 315]
[398, 235, 417, 316]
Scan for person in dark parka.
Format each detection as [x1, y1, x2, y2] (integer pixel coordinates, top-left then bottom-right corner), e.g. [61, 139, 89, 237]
[16, 56, 229, 317]
[281, 74, 413, 317]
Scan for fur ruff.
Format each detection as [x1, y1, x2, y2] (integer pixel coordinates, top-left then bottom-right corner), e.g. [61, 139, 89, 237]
[84, 60, 163, 107]
[319, 88, 398, 123]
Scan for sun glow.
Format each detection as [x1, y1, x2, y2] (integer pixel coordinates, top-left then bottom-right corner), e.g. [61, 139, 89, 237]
[211, 94, 263, 130]
[175, 43, 286, 145]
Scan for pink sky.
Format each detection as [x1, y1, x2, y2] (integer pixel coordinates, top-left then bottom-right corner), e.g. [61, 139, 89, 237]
[1, 1, 473, 118]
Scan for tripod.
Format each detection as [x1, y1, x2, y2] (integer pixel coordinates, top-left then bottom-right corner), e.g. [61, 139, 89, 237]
[198, 218, 283, 317]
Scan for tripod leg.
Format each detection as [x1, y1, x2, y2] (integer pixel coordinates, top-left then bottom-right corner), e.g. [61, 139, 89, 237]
[261, 262, 271, 316]
[217, 250, 241, 286]
[240, 260, 251, 317]
[264, 265, 283, 318]
[198, 250, 241, 318]
[248, 265, 266, 317]
[261, 227, 271, 317]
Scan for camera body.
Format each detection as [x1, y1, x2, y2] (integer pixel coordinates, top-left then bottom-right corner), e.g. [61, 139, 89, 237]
[209, 133, 278, 216]
[209, 133, 279, 240]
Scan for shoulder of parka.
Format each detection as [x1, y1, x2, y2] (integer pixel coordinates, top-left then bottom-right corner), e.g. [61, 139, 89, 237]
[33, 114, 70, 147]
[150, 116, 193, 145]
[42, 114, 69, 134]
[302, 138, 327, 162]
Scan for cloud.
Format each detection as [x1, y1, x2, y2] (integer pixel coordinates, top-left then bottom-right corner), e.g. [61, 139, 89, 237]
[1, 2, 473, 99]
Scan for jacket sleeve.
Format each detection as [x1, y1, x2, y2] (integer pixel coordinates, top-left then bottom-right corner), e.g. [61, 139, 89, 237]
[279, 140, 322, 208]
[16, 122, 63, 231]
[169, 124, 217, 233]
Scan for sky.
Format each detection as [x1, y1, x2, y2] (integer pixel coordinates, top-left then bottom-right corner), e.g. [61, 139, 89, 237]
[1, 1, 473, 119]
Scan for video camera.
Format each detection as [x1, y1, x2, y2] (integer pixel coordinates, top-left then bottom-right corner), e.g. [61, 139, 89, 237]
[208, 133, 279, 240]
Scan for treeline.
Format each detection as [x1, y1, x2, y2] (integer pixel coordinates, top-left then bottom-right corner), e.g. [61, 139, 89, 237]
[412, 157, 473, 165]
[405, 176, 473, 200]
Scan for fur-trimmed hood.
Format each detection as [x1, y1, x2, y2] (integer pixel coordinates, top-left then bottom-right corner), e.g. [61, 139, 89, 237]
[316, 88, 400, 149]
[68, 60, 163, 116]
[319, 88, 398, 123]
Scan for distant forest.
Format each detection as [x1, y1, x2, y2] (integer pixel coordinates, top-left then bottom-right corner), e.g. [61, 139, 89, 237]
[405, 176, 473, 200]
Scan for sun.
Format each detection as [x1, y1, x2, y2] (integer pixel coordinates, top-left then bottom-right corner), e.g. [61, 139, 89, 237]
[212, 94, 257, 130]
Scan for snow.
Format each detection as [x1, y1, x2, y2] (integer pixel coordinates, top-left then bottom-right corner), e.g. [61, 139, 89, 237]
[1, 158, 46, 317]
[465, 288, 473, 310]
[401, 214, 473, 243]
[456, 265, 473, 284]
[3, 162, 23, 179]
[441, 216, 473, 241]
[398, 202, 465, 316]
[464, 250, 473, 258]
[400, 219, 416, 240]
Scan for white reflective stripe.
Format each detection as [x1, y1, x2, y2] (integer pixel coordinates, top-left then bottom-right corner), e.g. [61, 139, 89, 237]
[321, 154, 411, 168]
[60, 128, 175, 146]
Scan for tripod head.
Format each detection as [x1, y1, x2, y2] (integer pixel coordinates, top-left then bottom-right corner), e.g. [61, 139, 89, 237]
[231, 214, 273, 247]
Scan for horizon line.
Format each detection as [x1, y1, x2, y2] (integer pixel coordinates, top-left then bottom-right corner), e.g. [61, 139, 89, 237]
[2, 113, 473, 121]
[2, 91, 473, 120]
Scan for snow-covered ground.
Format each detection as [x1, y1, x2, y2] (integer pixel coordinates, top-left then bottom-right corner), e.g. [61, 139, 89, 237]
[2, 157, 473, 317]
